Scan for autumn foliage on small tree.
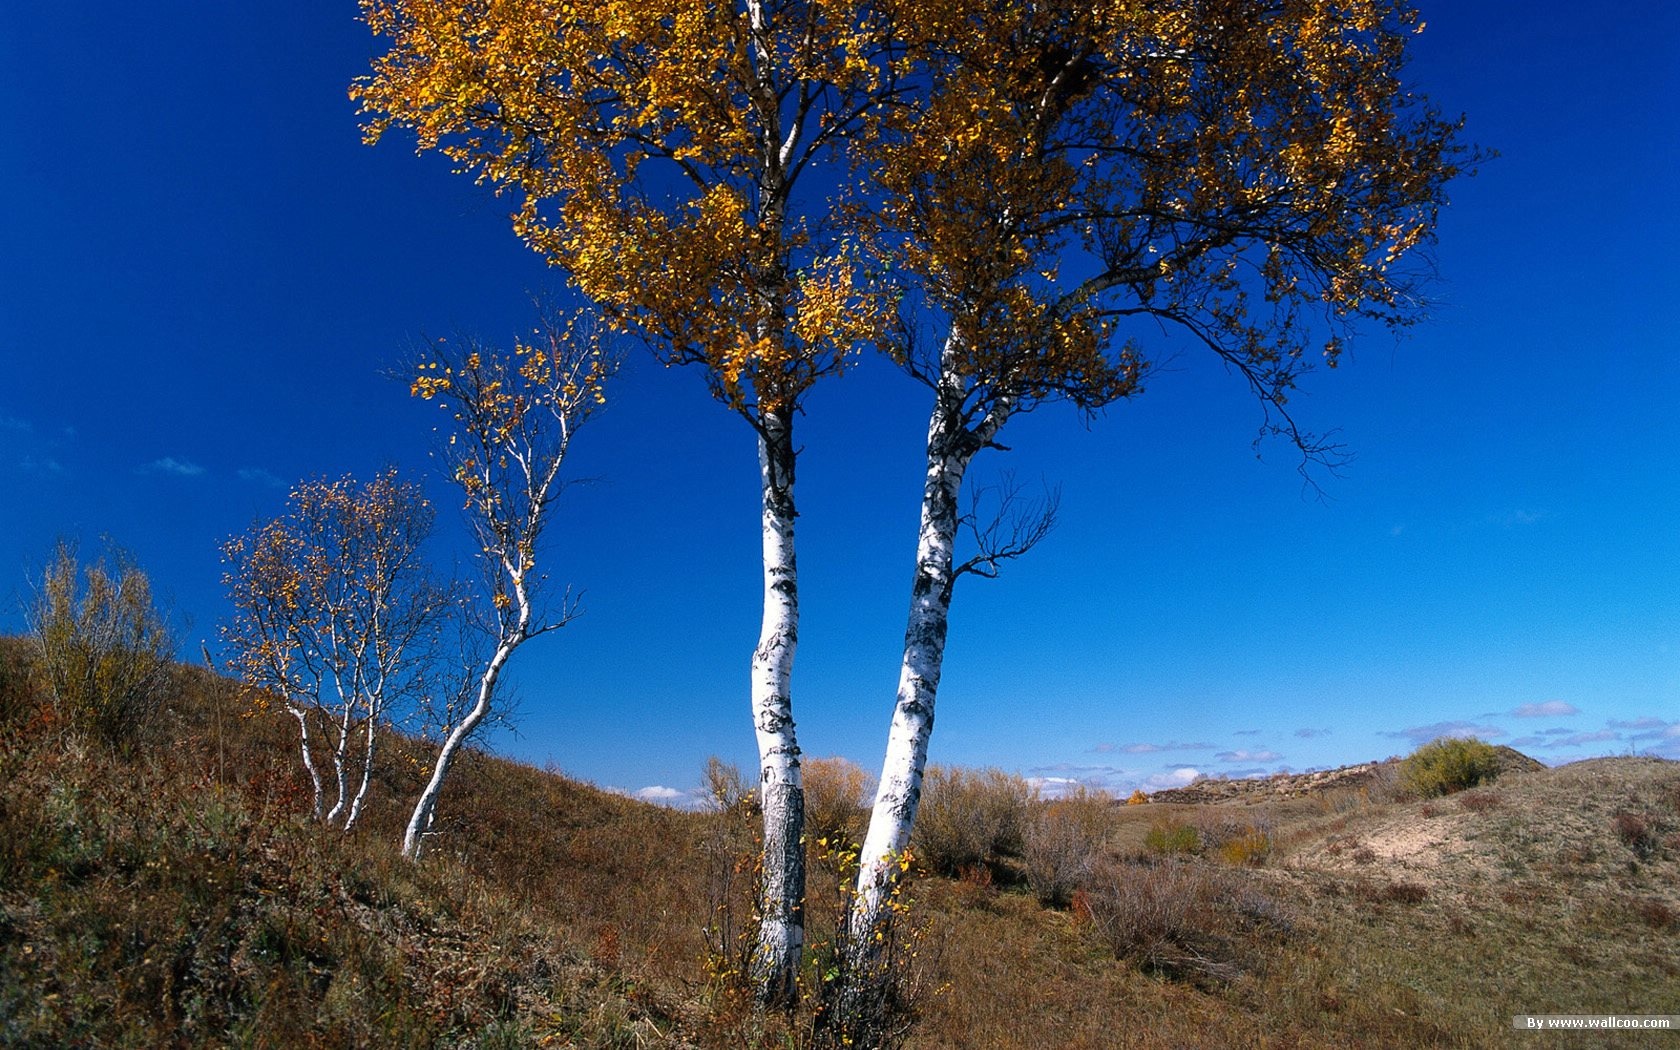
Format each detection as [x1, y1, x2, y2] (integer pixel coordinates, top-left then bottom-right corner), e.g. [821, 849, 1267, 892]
[401, 311, 615, 860]
[221, 470, 449, 831]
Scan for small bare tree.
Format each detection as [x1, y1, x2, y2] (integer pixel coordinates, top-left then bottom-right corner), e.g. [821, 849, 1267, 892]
[401, 310, 616, 860]
[221, 469, 449, 830]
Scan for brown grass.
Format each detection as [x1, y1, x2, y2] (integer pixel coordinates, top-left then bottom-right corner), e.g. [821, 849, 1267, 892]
[5, 636, 1680, 1049]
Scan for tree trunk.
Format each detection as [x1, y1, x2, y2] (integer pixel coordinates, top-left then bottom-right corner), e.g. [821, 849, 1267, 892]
[848, 421, 971, 953]
[343, 713, 378, 832]
[402, 638, 514, 860]
[291, 705, 324, 820]
[749, 404, 807, 1007]
[848, 351, 1010, 958]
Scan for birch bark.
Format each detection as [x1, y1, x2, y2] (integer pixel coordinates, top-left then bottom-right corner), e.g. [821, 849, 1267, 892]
[849, 340, 1011, 953]
[402, 626, 518, 859]
[748, 404, 807, 1005]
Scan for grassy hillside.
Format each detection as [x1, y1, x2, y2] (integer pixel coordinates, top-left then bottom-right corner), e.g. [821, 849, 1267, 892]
[2, 636, 1676, 1048]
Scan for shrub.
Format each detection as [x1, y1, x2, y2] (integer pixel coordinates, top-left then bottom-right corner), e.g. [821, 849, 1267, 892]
[1079, 858, 1291, 984]
[1023, 788, 1112, 906]
[1612, 811, 1658, 859]
[1143, 819, 1200, 857]
[1124, 789, 1149, 805]
[1399, 736, 1503, 798]
[1215, 826, 1273, 867]
[910, 766, 1036, 875]
[25, 541, 174, 754]
[1457, 789, 1503, 813]
[804, 755, 874, 848]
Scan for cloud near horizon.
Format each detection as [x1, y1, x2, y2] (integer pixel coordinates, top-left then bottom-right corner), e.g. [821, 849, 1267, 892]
[1093, 740, 1216, 755]
[1511, 700, 1579, 718]
[1381, 720, 1505, 744]
[1216, 748, 1282, 763]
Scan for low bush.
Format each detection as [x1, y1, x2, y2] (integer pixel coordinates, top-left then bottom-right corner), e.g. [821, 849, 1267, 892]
[1399, 736, 1503, 798]
[1022, 788, 1112, 907]
[804, 756, 874, 849]
[1078, 858, 1291, 984]
[1612, 811, 1659, 859]
[1457, 789, 1503, 813]
[910, 766, 1036, 876]
[25, 541, 174, 754]
[1143, 819, 1200, 857]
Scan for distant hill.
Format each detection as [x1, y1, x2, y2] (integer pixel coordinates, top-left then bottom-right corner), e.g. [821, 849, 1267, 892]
[1146, 745, 1545, 806]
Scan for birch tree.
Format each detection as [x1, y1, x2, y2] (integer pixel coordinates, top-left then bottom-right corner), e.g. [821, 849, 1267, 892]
[354, 0, 892, 1000]
[843, 0, 1474, 975]
[402, 313, 614, 860]
[221, 470, 449, 831]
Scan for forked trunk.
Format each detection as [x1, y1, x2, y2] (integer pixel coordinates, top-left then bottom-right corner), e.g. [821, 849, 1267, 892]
[749, 404, 807, 1006]
[343, 714, 378, 832]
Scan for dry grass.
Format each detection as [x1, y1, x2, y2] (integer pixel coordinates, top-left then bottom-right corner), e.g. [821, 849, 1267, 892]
[4, 636, 1679, 1048]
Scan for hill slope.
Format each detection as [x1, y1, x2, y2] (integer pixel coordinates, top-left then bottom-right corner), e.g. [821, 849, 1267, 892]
[3, 638, 1676, 1048]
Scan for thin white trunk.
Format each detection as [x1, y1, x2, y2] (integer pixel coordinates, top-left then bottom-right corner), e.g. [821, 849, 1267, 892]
[291, 705, 324, 820]
[849, 436, 970, 949]
[849, 348, 1012, 954]
[402, 636, 514, 859]
[343, 713, 378, 832]
[749, 406, 806, 1006]
[324, 708, 352, 825]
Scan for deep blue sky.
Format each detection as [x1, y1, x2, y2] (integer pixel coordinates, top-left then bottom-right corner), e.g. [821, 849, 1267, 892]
[3, 1, 1676, 802]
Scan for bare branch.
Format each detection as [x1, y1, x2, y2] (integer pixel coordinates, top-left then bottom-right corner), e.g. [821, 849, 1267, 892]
[955, 473, 1061, 581]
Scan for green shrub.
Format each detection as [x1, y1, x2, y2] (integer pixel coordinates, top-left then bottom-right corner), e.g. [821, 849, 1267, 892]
[911, 766, 1036, 875]
[1143, 819, 1200, 856]
[26, 541, 174, 754]
[1398, 736, 1503, 798]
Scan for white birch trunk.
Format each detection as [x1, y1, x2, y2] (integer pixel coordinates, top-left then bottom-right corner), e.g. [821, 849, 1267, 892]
[290, 705, 325, 820]
[402, 636, 514, 859]
[849, 439, 969, 950]
[848, 346, 1012, 956]
[343, 713, 378, 832]
[749, 404, 807, 1006]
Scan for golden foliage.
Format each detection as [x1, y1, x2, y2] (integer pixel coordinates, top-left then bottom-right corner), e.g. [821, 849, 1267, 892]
[355, 0, 895, 415]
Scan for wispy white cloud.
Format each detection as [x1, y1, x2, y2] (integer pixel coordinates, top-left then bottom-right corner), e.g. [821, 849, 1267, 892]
[1381, 720, 1505, 743]
[1294, 727, 1331, 739]
[1232, 729, 1263, 737]
[1511, 700, 1578, 718]
[1610, 717, 1670, 732]
[629, 784, 707, 809]
[237, 467, 286, 488]
[19, 455, 63, 475]
[1093, 740, 1216, 755]
[0, 413, 32, 432]
[1146, 767, 1202, 790]
[144, 456, 206, 478]
[1537, 730, 1619, 749]
[1502, 509, 1545, 527]
[1216, 748, 1282, 763]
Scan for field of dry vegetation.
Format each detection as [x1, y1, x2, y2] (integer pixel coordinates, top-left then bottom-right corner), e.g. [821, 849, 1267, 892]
[3, 635, 1677, 1048]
